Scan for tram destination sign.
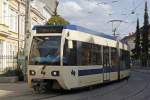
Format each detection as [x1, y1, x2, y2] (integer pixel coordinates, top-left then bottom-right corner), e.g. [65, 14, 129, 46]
[36, 26, 63, 33]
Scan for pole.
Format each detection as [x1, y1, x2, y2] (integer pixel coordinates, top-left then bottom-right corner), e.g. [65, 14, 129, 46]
[113, 28, 117, 36]
[17, 1, 20, 70]
[24, 0, 31, 80]
[108, 20, 125, 36]
[116, 37, 120, 80]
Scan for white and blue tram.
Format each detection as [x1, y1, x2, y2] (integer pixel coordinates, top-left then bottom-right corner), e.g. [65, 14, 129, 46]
[28, 25, 130, 91]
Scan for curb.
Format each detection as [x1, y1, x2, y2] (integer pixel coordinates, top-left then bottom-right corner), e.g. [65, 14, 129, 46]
[0, 76, 18, 83]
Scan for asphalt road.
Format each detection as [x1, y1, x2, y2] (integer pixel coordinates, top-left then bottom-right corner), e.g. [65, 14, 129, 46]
[0, 69, 150, 100]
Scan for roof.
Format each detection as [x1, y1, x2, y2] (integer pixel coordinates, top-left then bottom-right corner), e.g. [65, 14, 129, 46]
[33, 25, 117, 40]
[122, 24, 150, 41]
[122, 34, 136, 41]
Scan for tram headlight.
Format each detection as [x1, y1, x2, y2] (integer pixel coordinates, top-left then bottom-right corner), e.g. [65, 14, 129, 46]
[29, 70, 36, 76]
[51, 71, 59, 76]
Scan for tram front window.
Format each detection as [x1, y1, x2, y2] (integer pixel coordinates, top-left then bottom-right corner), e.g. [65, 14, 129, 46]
[29, 36, 61, 65]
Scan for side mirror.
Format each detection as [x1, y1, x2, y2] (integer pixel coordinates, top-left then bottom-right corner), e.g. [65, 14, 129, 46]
[68, 40, 73, 49]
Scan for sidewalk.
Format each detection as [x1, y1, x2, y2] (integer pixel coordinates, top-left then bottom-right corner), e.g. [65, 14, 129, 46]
[132, 67, 150, 73]
[0, 82, 32, 99]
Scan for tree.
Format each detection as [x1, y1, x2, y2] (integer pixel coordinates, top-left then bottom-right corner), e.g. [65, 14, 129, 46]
[132, 18, 141, 59]
[46, 15, 70, 26]
[141, 1, 149, 67]
[46, 0, 70, 26]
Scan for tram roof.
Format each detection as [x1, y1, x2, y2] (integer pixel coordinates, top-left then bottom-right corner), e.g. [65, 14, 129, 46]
[64, 25, 117, 40]
[33, 25, 118, 40]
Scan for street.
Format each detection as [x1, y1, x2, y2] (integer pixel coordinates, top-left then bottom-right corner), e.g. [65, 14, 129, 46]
[0, 69, 150, 100]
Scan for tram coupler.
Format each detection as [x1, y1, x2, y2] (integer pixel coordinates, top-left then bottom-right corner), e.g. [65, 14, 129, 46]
[32, 79, 47, 93]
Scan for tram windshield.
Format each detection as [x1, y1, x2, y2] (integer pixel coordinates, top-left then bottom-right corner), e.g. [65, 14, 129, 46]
[29, 36, 61, 65]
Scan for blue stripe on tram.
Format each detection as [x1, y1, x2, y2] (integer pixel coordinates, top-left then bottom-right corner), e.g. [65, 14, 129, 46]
[78, 67, 129, 76]
[78, 68, 103, 76]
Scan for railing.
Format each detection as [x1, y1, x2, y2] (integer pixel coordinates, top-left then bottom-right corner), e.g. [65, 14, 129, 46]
[0, 55, 17, 74]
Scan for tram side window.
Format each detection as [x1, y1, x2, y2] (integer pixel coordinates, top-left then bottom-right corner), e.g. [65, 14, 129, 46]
[64, 40, 103, 66]
[120, 50, 130, 69]
[120, 50, 124, 69]
[79, 42, 102, 66]
[125, 51, 130, 69]
[103, 46, 109, 66]
[96, 45, 102, 65]
[111, 47, 118, 67]
[63, 40, 77, 66]
[91, 44, 102, 65]
[91, 44, 97, 65]
[80, 42, 91, 65]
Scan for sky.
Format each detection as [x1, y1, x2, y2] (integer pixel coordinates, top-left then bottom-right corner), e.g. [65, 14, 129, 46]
[40, 0, 150, 37]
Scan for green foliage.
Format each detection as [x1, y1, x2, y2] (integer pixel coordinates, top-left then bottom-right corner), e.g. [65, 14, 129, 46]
[132, 2, 150, 67]
[46, 15, 70, 26]
[18, 50, 24, 56]
[132, 18, 141, 59]
[141, 1, 149, 67]
[0, 68, 24, 81]
[0, 68, 17, 77]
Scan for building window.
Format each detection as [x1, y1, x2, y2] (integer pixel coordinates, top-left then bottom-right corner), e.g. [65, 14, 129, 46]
[20, 17, 25, 37]
[0, 40, 4, 72]
[0, 40, 3, 56]
[42, 9, 50, 21]
[9, 9, 18, 32]
[2, 0, 9, 25]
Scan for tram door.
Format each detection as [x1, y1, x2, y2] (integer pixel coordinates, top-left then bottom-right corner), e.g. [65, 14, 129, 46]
[103, 46, 110, 82]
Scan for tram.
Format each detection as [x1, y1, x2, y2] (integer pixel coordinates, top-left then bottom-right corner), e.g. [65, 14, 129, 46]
[27, 25, 130, 91]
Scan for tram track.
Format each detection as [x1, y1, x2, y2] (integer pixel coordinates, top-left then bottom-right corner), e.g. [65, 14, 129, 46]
[119, 70, 150, 100]
[140, 94, 150, 100]
[2, 89, 63, 100]
[76, 78, 129, 100]
[33, 70, 150, 100]
[4, 92, 33, 98]
[36, 80, 129, 100]
[6, 69, 150, 100]
[35, 93, 63, 100]
[76, 70, 150, 100]
[6, 92, 63, 100]
[33, 78, 129, 100]
[94, 80, 129, 97]
[98, 70, 150, 100]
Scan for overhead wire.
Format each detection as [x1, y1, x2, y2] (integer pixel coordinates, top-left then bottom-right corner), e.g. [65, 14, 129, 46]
[110, 0, 145, 35]
[131, 0, 145, 14]
[83, 0, 145, 35]
[120, 0, 145, 34]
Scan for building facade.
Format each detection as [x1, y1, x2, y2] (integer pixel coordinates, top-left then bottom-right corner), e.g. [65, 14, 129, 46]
[0, 0, 51, 73]
[122, 33, 136, 54]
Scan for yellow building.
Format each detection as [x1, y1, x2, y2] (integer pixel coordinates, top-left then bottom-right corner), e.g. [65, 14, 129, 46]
[0, 0, 50, 73]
